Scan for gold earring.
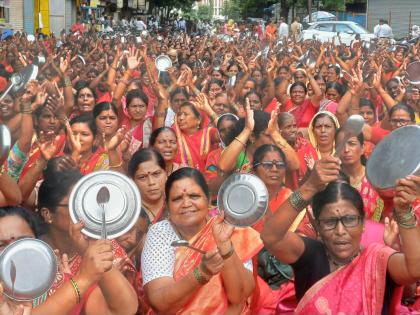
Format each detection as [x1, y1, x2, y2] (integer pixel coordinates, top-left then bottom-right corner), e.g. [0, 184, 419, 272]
[48, 219, 53, 224]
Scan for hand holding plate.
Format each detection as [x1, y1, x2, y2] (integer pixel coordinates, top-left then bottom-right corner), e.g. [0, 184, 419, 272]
[394, 175, 420, 212]
[78, 240, 114, 284]
[69, 221, 90, 255]
[0, 283, 31, 315]
[212, 211, 234, 247]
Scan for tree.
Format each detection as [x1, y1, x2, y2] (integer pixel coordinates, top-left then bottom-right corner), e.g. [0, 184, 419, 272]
[197, 4, 213, 20]
[221, 0, 242, 20]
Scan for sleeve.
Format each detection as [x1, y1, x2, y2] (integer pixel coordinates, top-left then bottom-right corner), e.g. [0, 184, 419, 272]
[291, 236, 326, 270]
[370, 126, 390, 145]
[141, 222, 178, 285]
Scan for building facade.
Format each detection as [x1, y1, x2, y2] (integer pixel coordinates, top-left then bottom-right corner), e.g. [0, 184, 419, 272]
[367, 0, 420, 38]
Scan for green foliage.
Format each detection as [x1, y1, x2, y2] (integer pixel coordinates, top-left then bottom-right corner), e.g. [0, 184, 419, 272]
[221, 0, 242, 20]
[197, 4, 213, 20]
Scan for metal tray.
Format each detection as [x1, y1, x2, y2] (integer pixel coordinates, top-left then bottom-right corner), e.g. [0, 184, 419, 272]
[217, 173, 268, 227]
[0, 238, 57, 301]
[366, 125, 420, 189]
[155, 55, 172, 72]
[69, 171, 141, 239]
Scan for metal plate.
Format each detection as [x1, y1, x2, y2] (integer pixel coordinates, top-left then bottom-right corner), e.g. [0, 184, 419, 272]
[405, 61, 420, 86]
[366, 125, 420, 189]
[0, 238, 57, 301]
[69, 171, 141, 239]
[217, 173, 268, 227]
[10, 65, 38, 93]
[155, 55, 172, 72]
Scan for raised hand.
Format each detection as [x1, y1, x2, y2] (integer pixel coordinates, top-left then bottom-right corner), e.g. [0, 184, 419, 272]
[383, 217, 400, 251]
[78, 240, 114, 284]
[104, 128, 125, 152]
[126, 46, 141, 70]
[38, 132, 60, 161]
[244, 98, 255, 132]
[305, 156, 342, 192]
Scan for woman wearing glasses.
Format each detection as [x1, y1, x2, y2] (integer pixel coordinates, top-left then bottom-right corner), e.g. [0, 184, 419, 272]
[262, 156, 420, 314]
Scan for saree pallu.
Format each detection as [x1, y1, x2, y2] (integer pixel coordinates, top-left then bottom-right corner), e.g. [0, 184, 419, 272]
[79, 148, 108, 175]
[174, 125, 215, 172]
[295, 243, 402, 315]
[355, 176, 384, 222]
[173, 217, 263, 314]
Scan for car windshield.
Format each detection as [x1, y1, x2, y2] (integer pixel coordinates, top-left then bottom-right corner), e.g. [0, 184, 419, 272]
[350, 23, 369, 34]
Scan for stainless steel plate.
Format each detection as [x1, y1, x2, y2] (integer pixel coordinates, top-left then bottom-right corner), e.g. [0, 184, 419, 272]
[69, 171, 141, 239]
[366, 125, 420, 189]
[0, 124, 11, 161]
[0, 238, 57, 301]
[217, 173, 268, 227]
[155, 55, 172, 72]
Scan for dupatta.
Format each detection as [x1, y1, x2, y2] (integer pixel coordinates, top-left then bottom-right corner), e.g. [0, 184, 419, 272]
[295, 243, 402, 315]
[173, 217, 263, 314]
[79, 147, 108, 175]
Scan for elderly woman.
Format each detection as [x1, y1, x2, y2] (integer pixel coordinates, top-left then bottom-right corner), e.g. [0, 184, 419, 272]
[262, 157, 420, 314]
[141, 168, 262, 314]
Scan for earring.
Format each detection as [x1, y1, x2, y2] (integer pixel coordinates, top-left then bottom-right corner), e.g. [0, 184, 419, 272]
[48, 219, 53, 224]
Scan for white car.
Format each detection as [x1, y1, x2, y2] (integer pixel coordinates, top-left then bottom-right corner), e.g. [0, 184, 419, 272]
[299, 21, 375, 46]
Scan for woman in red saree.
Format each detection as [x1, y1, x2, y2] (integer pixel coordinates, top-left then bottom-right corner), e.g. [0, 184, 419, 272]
[174, 102, 218, 172]
[37, 170, 138, 315]
[142, 168, 261, 314]
[262, 157, 420, 315]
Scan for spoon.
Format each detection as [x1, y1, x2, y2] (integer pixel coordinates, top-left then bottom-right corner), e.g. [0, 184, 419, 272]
[10, 260, 16, 298]
[335, 115, 365, 156]
[96, 186, 110, 239]
[171, 240, 207, 255]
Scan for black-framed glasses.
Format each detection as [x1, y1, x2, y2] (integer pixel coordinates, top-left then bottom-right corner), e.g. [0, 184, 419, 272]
[254, 161, 286, 170]
[317, 215, 362, 231]
[389, 118, 412, 126]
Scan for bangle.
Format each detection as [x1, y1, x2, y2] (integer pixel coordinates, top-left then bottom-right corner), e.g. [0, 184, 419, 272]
[63, 76, 72, 87]
[288, 190, 309, 212]
[234, 137, 246, 147]
[218, 242, 234, 260]
[193, 267, 209, 285]
[210, 114, 218, 123]
[69, 278, 81, 304]
[393, 207, 418, 229]
[109, 161, 123, 168]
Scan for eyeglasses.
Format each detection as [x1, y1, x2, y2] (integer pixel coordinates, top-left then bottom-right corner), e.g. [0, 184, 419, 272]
[254, 161, 286, 170]
[389, 118, 412, 126]
[317, 215, 362, 231]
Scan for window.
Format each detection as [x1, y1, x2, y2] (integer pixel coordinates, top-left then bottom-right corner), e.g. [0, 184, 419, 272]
[335, 24, 353, 34]
[0, 6, 9, 23]
[314, 23, 334, 32]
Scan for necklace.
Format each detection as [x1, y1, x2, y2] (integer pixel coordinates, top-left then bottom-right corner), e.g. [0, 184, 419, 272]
[326, 246, 362, 268]
[351, 166, 365, 189]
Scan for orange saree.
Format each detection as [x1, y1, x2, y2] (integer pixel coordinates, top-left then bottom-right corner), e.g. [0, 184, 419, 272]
[173, 217, 263, 314]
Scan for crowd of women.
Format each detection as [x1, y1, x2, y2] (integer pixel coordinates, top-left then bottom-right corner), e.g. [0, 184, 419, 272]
[0, 20, 420, 315]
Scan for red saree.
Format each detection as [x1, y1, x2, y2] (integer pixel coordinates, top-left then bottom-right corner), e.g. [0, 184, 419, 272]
[295, 243, 402, 315]
[79, 147, 108, 175]
[173, 217, 263, 314]
[355, 176, 384, 222]
[174, 125, 216, 172]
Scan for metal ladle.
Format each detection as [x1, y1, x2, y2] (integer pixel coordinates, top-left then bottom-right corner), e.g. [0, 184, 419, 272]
[335, 115, 365, 156]
[171, 240, 207, 255]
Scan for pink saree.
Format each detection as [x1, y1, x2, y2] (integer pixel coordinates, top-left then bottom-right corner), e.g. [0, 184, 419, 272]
[295, 243, 402, 315]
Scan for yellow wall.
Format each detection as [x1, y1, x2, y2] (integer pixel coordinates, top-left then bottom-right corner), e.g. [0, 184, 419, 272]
[34, 0, 50, 34]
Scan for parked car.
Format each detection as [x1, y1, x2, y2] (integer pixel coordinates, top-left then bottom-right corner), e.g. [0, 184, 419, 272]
[298, 21, 375, 46]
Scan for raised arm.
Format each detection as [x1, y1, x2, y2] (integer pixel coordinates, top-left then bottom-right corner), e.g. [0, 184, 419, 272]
[387, 175, 420, 285]
[218, 102, 254, 173]
[261, 157, 341, 264]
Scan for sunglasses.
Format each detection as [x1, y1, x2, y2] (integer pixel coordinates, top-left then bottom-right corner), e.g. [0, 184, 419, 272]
[254, 160, 286, 170]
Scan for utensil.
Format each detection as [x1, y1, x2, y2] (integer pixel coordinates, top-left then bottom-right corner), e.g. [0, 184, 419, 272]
[0, 238, 57, 301]
[170, 240, 207, 255]
[155, 55, 172, 73]
[405, 61, 420, 86]
[96, 186, 110, 239]
[218, 173, 268, 227]
[0, 65, 38, 101]
[69, 171, 141, 240]
[10, 260, 16, 298]
[366, 125, 420, 190]
[335, 115, 365, 156]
